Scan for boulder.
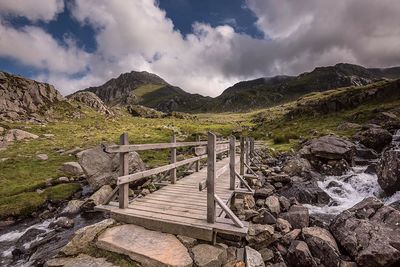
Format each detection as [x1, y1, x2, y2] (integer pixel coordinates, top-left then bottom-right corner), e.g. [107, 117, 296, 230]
[246, 224, 275, 249]
[127, 105, 165, 118]
[252, 209, 276, 225]
[3, 129, 39, 142]
[302, 227, 341, 267]
[45, 254, 118, 267]
[62, 219, 115, 256]
[336, 122, 361, 131]
[299, 135, 356, 162]
[258, 247, 274, 262]
[59, 162, 84, 176]
[177, 235, 198, 248]
[370, 112, 400, 131]
[245, 246, 265, 267]
[282, 157, 312, 176]
[61, 200, 84, 215]
[280, 181, 331, 206]
[254, 187, 274, 199]
[265, 196, 281, 215]
[286, 240, 317, 267]
[192, 244, 227, 267]
[49, 217, 74, 229]
[78, 144, 145, 190]
[96, 224, 192, 267]
[353, 127, 392, 152]
[81, 185, 113, 211]
[377, 149, 400, 195]
[330, 197, 400, 267]
[276, 218, 292, 234]
[68, 91, 113, 115]
[36, 154, 48, 161]
[279, 205, 309, 229]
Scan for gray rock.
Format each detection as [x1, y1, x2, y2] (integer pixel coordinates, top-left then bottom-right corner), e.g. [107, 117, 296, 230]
[280, 181, 331, 206]
[68, 91, 113, 115]
[0, 71, 63, 121]
[252, 209, 276, 225]
[286, 240, 317, 267]
[45, 254, 118, 267]
[281, 229, 301, 246]
[353, 127, 392, 152]
[265, 196, 281, 215]
[36, 154, 48, 161]
[278, 196, 291, 212]
[62, 219, 115, 256]
[377, 149, 400, 195]
[59, 162, 84, 176]
[279, 205, 309, 229]
[245, 246, 265, 267]
[276, 218, 292, 234]
[246, 224, 275, 249]
[258, 247, 274, 262]
[192, 244, 227, 267]
[4, 129, 39, 142]
[254, 187, 274, 199]
[177, 235, 198, 248]
[61, 200, 84, 215]
[302, 227, 340, 267]
[330, 197, 400, 267]
[282, 157, 312, 176]
[81, 185, 113, 211]
[58, 176, 70, 183]
[49, 217, 74, 229]
[97, 224, 193, 267]
[78, 144, 145, 190]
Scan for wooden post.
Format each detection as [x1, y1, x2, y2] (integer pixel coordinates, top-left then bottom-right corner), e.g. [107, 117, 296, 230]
[250, 137, 255, 158]
[229, 135, 236, 190]
[245, 138, 250, 166]
[170, 133, 177, 184]
[240, 137, 245, 176]
[119, 133, 129, 209]
[207, 132, 216, 223]
[196, 135, 201, 172]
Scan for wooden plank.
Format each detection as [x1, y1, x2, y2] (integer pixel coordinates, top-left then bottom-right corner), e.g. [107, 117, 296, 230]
[235, 171, 254, 193]
[118, 154, 207, 185]
[126, 205, 208, 220]
[196, 135, 201, 171]
[131, 198, 219, 211]
[207, 132, 216, 223]
[106, 140, 230, 153]
[244, 161, 258, 177]
[104, 187, 118, 205]
[240, 137, 245, 176]
[214, 218, 249, 236]
[170, 134, 177, 184]
[214, 194, 244, 228]
[119, 133, 129, 209]
[198, 162, 229, 191]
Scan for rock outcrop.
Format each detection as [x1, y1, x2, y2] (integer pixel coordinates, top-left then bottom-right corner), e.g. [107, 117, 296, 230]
[353, 126, 392, 152]
[377, 149, 400, 195]
[0, 71, 63, 121]
[77, 144, 145, 190]
[68, 91, 113, 115]
[330, 197, 400, 267]
[127, 104, 165, 118]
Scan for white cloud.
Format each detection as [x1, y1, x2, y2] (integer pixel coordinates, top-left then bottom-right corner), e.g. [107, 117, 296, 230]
[0, 0, 64, 21]
[0, 21, 89, 74]
[2, 0, 400, 97]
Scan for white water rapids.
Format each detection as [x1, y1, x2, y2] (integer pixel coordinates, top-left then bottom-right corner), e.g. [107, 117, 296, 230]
[307, 129, 400, 215]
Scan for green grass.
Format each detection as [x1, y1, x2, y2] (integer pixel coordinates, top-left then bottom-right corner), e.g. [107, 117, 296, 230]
[133, 84, 164, 97]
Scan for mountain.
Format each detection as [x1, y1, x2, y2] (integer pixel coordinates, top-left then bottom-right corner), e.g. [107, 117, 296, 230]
[0, 71, 63, 121]
[73, 71, 210, 113]
[211, 63, 400, 111]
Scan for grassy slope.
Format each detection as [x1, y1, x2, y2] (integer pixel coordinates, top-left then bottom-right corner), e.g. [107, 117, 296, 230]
[0, 102, 252, 219]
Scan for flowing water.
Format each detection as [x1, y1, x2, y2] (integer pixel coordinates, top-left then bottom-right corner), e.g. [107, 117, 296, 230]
[306, 129, 400, 215]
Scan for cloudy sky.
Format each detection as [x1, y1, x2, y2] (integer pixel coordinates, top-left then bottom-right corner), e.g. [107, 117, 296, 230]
[1, 0, 400, 96]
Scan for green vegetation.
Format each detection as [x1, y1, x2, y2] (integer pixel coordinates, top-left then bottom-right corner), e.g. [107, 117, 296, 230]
[133, 84, 164, 97]
[0, 103, 252, 219]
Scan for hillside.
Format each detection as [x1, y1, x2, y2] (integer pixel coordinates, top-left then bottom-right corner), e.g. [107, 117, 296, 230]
[0, 71, 64, 122]
[74, 71, 210, 113]
[212, 63, 400, 111]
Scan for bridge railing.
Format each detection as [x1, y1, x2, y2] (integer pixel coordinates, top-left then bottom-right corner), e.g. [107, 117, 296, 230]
[103, 132, 257, 228]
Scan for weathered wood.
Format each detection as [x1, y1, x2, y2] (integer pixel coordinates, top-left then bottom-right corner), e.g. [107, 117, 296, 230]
[104, 187, 118, 205]
[170, 134, 177, 184]
[119, 133, 129, 209]
[196, 136, 201, 171]
[250, 137, 255, 157]
[245, 137, 250, 166]
[207, 132, 216, 223]
[244, 161, 259, 177]
[118, 154, 207, 185]
[229, 135, 236, 190]
[240, 137, 245, 176]
[194, 143, 230, 156]
[235, 170, 254, 193]
[214, 194, 244, 228]
[199, 162, 229, 191]
[106, 140, 230, 153]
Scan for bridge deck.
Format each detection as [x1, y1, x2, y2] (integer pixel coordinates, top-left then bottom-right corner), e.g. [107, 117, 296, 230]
[96, 156, 249, 241]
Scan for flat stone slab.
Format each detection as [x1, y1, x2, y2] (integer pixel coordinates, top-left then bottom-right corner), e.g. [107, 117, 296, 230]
[96, 224, 193, 267]
[45, 254, 118, 267]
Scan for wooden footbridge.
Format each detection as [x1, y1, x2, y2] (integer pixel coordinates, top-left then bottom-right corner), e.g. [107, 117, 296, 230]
[96, 132, 260, 242]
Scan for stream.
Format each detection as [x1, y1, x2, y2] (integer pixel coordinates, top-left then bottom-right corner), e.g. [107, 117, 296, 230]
[307, 129, 400, 215]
